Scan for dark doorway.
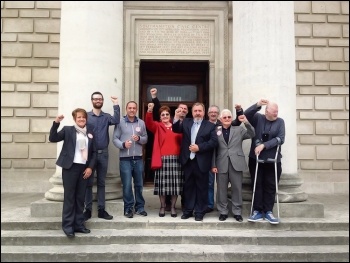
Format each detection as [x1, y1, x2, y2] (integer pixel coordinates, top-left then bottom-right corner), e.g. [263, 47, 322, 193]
[139, 60, 209, 183]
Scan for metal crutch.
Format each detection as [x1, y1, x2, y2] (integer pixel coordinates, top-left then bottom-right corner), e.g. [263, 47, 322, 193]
[250, 144, 281, 218]
[266, 144, 281, 219]
[250, 151, 265, 217]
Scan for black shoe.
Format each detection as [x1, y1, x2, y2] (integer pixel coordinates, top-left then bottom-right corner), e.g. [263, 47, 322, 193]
[124, 210, 133, 218]
[159, 207, 165, 217]
[135, 210, 148, 216]
[219, 214, 228, 221]
[64, 231, 75, 238]
[171, 207, 177, 218]
[234, 215, 243, 222]
[98, 209, 113, 220]
[195, 215, 203, 221]
[83, 209, 91, 221]
[75, 228, 91, 234]
[181, 213, 193, 220]
[205, 207, 214, 213]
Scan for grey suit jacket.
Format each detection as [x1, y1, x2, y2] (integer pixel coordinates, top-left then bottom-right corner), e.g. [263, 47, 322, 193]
[212, 123, 255, 173]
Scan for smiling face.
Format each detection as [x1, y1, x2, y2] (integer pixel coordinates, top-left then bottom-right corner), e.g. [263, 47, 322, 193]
[265, 103, 278, 121]
[72, 109, 87, 128]
[219, 109, 232, 128]
[126, 101, 138, 118]
[208, 106, 220, 123]
[192, 103, 205, 122]
[178, 104, 188, 119]
[160, 110, 171, 124]
[91, 93, 104, 109]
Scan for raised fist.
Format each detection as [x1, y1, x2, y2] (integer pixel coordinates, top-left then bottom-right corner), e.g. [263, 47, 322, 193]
[111, 96, 118, 105]
[175, 108, 182, 118]
[55, 114, 64, 123]
[257, 99, 269, 107]
[238, 114, 247, 123]
[235, 104, 242, 111]
[150, 88, 157, 98]
[148, 103, 154, 111]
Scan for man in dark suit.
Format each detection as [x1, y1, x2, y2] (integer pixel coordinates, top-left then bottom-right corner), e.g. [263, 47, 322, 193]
[172, 102, 218, 221]
[49, 108, 97, 237]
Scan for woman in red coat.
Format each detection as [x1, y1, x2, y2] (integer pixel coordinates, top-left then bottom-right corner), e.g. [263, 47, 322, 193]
[145, 104, 183, 217]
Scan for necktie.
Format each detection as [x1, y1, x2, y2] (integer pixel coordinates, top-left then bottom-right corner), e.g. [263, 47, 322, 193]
[190, 121, 199, 160]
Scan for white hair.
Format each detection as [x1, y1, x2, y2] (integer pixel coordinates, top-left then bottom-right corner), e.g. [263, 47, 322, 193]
[220, 109, 232, 118]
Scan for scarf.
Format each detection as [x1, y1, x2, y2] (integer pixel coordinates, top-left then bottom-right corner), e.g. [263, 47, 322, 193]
[74, 125, 88, 160]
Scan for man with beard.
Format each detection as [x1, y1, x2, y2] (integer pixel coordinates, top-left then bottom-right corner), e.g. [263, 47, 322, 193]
[172, 103, 218, 221]
[83, 92, 120, 221]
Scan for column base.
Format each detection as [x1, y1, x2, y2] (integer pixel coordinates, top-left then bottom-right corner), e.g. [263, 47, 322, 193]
[240, 172, 308, 203]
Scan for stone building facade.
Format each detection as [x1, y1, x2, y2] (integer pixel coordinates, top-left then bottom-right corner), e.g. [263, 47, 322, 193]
[1, 1, 348, 196]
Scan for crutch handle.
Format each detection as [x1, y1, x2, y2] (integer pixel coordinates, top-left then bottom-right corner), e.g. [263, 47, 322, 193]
[266, 158, 277, 163]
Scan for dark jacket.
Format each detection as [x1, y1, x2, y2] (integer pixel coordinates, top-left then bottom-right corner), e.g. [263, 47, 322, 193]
[173, 118, 218, 173]
[49, 122, 97, 170]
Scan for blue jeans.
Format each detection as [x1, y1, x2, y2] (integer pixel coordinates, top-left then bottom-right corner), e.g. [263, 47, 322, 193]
[120, 159, 145, 213]
[85, 149, 108, 211]
[208, 171, 215, 209]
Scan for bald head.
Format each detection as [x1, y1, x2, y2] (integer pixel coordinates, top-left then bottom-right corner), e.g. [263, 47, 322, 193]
[265, 102, 278, 121]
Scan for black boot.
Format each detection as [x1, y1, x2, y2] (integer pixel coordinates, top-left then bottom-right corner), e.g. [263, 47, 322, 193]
[98, 209, 113, 220]
[83, 209, 91, 221]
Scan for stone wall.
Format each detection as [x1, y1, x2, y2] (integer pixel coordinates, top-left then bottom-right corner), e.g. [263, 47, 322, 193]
[1, 1, 61, 192]
[1, 1, 349, 194]
[294, 1, 349, 193]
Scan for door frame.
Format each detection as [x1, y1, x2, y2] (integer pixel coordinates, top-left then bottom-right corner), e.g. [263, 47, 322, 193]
[123, 6, 229, 111]
[140, 60, 209, 182]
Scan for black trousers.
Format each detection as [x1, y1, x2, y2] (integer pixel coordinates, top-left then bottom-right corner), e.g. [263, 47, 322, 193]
[182, 158, 209, 217]
[248, 157, 282, 213]
[62, 163, 88, 233]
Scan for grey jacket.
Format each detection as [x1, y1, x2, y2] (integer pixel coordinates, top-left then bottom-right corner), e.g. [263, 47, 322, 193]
[112, 116, 148, 158]
[212, 122, 255, 173]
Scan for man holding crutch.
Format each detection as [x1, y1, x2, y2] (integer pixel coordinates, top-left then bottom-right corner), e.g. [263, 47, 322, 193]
[244, 99, 285, 224]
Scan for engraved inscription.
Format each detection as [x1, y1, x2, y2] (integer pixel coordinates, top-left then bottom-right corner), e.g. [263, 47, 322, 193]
[138, 24, 210, 56]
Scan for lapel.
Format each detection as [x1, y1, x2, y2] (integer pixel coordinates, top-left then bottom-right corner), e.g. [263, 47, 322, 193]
[186, 119, 193, 136]
[87, 130, 93, 148]
[228, 126, 234, 144]
[197, 120, 203, 136]
[72, 126, 77, 149]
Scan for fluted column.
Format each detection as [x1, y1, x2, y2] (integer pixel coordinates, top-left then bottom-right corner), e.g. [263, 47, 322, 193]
[45, 2, 124, 201]
[231, 1, 307, 202]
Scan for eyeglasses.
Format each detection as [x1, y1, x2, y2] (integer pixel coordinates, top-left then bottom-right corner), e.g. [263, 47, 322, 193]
[160, 113, 170, 117]
[92, 98, 103, 101]
[222, 116, 232, 120]
[209, 111, 219, 114]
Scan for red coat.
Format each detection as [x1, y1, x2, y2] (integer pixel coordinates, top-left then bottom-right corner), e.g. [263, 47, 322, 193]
[145, 112, 182, 170]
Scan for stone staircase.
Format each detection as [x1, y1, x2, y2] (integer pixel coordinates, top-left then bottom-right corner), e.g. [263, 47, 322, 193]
[1, 195, 349, 262]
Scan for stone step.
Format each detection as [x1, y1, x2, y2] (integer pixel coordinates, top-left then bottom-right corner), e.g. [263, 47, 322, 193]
[1, 218, 349, 231]
[30, 198, 325, 217]
[1, 244, 349, 262]
[1, 229, 348, 246]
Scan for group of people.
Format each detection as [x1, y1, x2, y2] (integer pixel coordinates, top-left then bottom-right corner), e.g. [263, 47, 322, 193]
[49, 89, 285, 237]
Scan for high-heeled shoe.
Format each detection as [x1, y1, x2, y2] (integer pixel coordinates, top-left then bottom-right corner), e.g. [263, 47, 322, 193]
[159, 207, 165, 217]
[171, 207, 177, 218]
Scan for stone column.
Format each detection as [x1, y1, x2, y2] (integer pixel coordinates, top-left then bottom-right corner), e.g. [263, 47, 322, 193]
[231, 1, 307, 202]
[45, 2, 124, 201]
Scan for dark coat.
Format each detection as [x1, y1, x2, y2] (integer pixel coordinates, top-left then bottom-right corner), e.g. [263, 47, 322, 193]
[49, 122, 97, 170]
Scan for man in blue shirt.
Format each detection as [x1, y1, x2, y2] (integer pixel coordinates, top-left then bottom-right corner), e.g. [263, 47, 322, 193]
[83, 92, 120, 221]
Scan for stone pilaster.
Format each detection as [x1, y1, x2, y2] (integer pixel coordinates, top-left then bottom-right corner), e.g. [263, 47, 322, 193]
[232, 1, 307, 202]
